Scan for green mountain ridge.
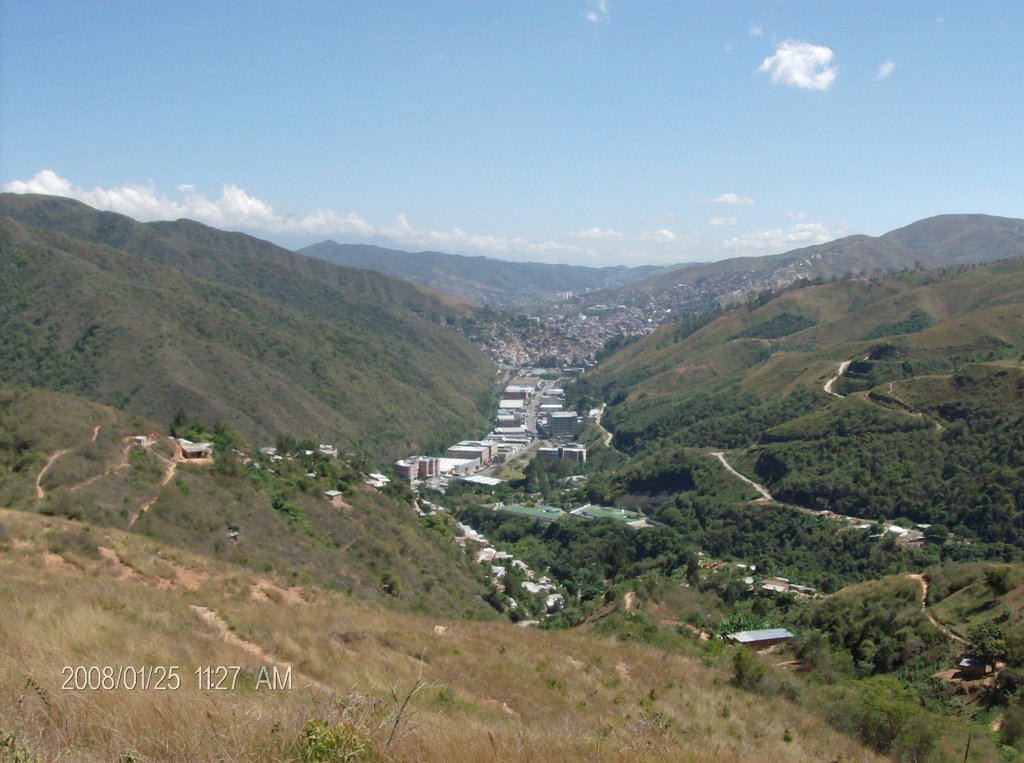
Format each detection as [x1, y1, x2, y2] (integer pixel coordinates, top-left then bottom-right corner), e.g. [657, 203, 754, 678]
[0, 194, 496, 459]
[635, 213, 1024, 294]
[572, 256, 1024, 553]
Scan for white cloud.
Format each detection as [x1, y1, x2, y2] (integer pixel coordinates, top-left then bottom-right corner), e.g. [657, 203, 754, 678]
[381, 214, 596, 262]
[757, 40, 837, 91]
[787, 211, 808, 220]
[711, 192, 755, 206]
[637, 228, 679, 244]
[749, 23, 763, 38]
[875, 60, 895, 80]
[709, 216, 738, 227]
[568, 226, 624, 240]
[4, 170, 708, 266]
[582, 0, 609, 24]
[4, 170, 597, 263]
[3, 169, 375, 236]
[723, 222, 846, 252]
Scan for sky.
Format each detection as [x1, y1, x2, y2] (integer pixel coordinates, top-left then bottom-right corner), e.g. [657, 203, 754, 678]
[2, 1, 1022, 267]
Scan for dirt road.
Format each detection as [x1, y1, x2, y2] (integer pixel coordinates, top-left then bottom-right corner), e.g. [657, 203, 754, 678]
[710, 451, 775, 502]
[824, 360, 852, 398]
[907, 573, 967, 645]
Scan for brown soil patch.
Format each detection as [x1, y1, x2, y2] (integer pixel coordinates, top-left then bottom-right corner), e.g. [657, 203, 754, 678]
[154, 559, 206, 591]
[189, 605, 330, 692]
[41, 552, 78, 574]
[623, 591, 637, 613]
[97, 546, 138, 581]
[249, 579, 306, 606]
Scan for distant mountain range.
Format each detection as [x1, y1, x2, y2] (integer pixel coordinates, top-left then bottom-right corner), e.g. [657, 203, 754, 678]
[299, 241, 663, 309]
[303, 215, 1024, 311]
[633, 213, 1024, 294]
[0, 194, 496, 459]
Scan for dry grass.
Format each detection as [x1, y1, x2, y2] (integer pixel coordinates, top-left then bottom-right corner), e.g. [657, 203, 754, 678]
[0, 509, 884, 762]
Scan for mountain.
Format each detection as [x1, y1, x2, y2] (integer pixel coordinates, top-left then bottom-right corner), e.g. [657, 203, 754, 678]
[0, 194, 496, 459]
[634, 213, 1024, 294]
[299, 240, 663, 308]
[571, 255, 1024, 551]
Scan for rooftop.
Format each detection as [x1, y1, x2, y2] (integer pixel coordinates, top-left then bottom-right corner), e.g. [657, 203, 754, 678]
[573, 505, 642, 522]
[728, 628, 794, 644]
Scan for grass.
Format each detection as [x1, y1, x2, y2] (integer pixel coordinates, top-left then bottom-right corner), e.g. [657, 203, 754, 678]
[1, 386, 498, 619]
[0, 508, 888, 762]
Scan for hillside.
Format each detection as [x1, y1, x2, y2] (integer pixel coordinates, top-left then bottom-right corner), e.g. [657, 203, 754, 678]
[570, 257, 1024, 557]
[635, 213, 1024, 295]
[0, 387, 493, 617]
[0, 505, 891, 762]
[300, 240, 662, 309]
[0, 194, 497, 459]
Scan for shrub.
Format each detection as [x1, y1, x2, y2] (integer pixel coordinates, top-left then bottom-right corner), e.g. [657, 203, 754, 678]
[731, 647, 765, 691]
[296, 719, 370, 762]
[1001, 704, 1024, 748]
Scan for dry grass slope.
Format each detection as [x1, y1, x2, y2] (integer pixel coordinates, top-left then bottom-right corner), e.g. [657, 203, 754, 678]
[0, 509, 884, 762]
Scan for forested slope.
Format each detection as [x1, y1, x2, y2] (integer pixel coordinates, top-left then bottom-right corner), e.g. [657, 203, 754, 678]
[0, 195, 496, 459]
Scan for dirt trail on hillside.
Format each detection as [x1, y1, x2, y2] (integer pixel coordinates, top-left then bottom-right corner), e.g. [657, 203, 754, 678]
[71, 436, 135, 493]
[824, 360, 852, 398]
[35, 449, 68, 501]
[594, 403, 613, 448]
[710, 452, 774, 502]
[907, 573, 967, 645]
[129, 442, 180, 526]
[189, 605, 330, 692]
[36, 419, 116, 499]
[623, 591, 636, 613]
[877, 382, 945, 432]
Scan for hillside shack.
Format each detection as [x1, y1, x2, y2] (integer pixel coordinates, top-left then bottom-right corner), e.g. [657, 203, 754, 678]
[727, 628, 794, 650]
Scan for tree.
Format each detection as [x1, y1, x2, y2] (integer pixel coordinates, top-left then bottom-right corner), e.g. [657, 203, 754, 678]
[924, 523, 949, 544]
[984, 566, 1013, 597]
[685, 552, 700, 587]
[968, 621, 1008, 672]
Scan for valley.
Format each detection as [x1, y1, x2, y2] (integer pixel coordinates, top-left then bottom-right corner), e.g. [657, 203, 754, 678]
[3, 199, 1024, 761]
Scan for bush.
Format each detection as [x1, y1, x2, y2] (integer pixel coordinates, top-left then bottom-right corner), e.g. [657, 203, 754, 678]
[731, 647, 765, 691]
[297, 719, 370, 762]
[1001, 704, 1024, 748]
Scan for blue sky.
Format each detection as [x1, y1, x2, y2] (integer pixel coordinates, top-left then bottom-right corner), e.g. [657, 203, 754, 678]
[2, 1, 1021, 266]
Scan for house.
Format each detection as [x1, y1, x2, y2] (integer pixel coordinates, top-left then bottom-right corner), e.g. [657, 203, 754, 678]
[129, 435, 149, 448]
[318, 444, 338, 458]
[727, 628, 794, 650]
[177, 439, 213, 459]
[324, 490, 345, 508]
[546, 593, 565, 611]
[956, 657, 987, 680]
